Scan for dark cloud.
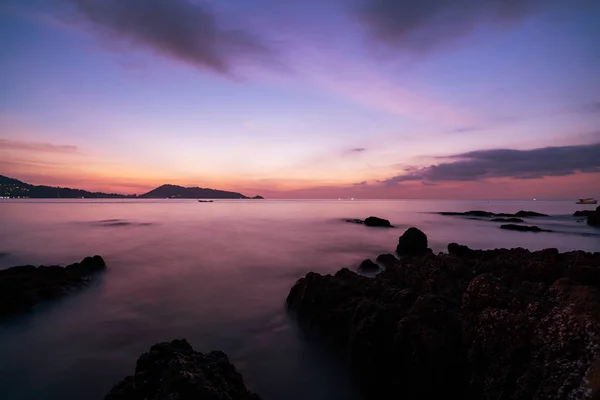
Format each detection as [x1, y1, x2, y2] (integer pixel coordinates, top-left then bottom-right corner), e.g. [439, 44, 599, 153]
[67, 0, 271, 74]
[357, 0, 544, 52]
[382, 142, 600, 184]
[0, 138, 78, 153]
[453, 126, 480, 134]
[350, 147, 367, 153]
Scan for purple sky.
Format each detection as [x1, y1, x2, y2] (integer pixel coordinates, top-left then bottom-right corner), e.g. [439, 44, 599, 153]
[1, 0, 599, 198]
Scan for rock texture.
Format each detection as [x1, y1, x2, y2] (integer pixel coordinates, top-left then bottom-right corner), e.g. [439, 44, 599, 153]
[0, 256, 106, 318]
[500, 224, 551, 232]
[287, 230, 600, 400]
[105, 339, 261, 400]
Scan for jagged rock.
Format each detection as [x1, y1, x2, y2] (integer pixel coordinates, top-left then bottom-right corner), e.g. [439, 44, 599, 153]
[396, 227, 429, 256]
[500, 224, 551, 232]
[514, 210, 549, 217]
[376, 254, 399, 268]
[364, 216, 393, 228]
[104, 339, 261, 400]
[439, 210, 548, 218]
[287, 232, 600, 400]
[0, 256, 106, 318]
[448, 243, 475, 258]
[358, 259, 379, 271]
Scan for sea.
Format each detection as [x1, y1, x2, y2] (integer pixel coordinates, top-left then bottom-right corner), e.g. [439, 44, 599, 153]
[0, 199, 599, 400]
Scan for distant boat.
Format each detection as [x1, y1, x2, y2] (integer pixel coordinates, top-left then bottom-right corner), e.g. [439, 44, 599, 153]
[198, 200, 214, 203]
[576, 198, 598, 204]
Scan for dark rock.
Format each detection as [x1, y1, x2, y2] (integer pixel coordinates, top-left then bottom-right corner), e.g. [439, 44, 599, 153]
[104, 339, 261, 400]
[514, 210, 549, 217]
[252, 195, 265, 199]
[500, 224, 551, 232]
[588, 207, 600, 227]
[574, 210, 595, 217]
[396, 227, 428, 256]
[376, 253, 399, 268]
[440, 210, 495, 217]
[491, 217, 524, 223]
[364, 216, 393, 228]
[358, 259, 379, 271]
[0, 256, 106, 318]
[447, 243, 475, 257]
[287, 240, 600, 400]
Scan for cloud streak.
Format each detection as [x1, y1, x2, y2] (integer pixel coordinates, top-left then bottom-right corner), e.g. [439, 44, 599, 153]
[0, 138, 78, 153]
[357, 0, 543, 52]
[382, 142, 600, 184]
[67, 0, 271, 74]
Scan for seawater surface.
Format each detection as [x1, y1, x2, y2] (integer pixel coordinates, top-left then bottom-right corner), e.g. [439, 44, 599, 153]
[0, 199, 599, 400]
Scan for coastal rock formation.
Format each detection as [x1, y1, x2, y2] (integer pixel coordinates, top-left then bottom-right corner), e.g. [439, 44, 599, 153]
[574, 210, 595, 217]
[500, 224, 551, 232]
[588, 206, 600, 227]
[358, 259, 379, 272]
[105, 339, 261, 400]
[491, 217, 524, 223]
[0, 256, 106, 318]
[287, 229, 600, 400]
[396, 227, 429, 256]
[364, 216, 393, 227]
[440, 210, 548, 218]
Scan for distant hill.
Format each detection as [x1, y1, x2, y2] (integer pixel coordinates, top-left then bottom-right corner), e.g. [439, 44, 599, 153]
[139, 184, 250, 199]
[0, 175, 127, 198]
[0, 175, 262, 199]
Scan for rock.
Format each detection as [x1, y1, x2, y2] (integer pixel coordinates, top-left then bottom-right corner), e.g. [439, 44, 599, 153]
[588, 207, 600, 227]
[500, 224, 551, 232]
[104, 339, 261, 400]
[364, 216, 393, 228]
[252, 195, 265, 199]
[440, 210, 495, 217]
[287, 242, 600, 400]
[514, 210, 549, 217]
[0, 256, 106, 318]
[358, 259, 379, 271]
[448, 243, 475, 257]
[491, 217, 524, 223]
[574, 210, 595, 217]
[396, 227, 429, 256]
[376, 253, 399, 268]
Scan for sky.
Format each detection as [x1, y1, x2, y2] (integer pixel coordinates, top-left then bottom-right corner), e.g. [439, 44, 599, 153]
[1, 0, 599, 199]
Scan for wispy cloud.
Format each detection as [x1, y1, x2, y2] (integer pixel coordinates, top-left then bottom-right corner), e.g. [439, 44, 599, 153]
[349, 147, 367, 153]
[0, 138, 78, 153]
[65, 0, 273, 75]
[381, 142, 600, 184]
[356, 0, 545, 52]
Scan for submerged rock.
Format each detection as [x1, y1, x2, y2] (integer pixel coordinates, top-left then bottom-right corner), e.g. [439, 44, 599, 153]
[105, 339, 261, 400]
[364, 216, 393, 227]
[514, 210, 549, 217]
[396, 227, 429, 256]
[344, 218, 364, 225]
[287, 232, 600, 400]
[358, 259, 379, 272]
[439, 210, 549, 218]
[491, 217, 524, 223]
[500, 224, 551, 232]
[0, 256, 106, 318]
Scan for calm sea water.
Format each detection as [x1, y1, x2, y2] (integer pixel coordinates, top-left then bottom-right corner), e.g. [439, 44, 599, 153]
[0, 199, 598, 400]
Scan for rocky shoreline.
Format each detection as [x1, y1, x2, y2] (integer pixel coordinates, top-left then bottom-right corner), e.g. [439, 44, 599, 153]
[105, 339, 261, 400]
[0, 255, 106, 318]
[286, 228, 600, 399]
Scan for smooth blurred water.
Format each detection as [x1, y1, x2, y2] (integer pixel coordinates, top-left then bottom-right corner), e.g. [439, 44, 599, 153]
[0, 199, 598, 400]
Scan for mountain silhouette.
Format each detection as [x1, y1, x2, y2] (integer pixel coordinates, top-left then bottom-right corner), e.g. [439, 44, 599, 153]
[0, 175, 262, 199]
